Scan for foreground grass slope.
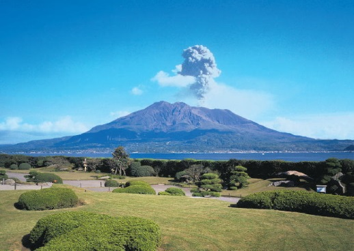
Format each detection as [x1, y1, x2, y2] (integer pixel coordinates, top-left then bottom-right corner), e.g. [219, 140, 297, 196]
[0, 186, 353, 251]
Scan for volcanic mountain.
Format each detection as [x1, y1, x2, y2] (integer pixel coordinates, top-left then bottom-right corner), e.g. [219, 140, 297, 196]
[2, 101, 353, 152]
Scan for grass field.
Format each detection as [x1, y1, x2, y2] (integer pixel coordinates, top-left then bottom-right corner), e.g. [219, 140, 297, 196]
[221, 178, 313, 197]
[0, 185, 353, 251]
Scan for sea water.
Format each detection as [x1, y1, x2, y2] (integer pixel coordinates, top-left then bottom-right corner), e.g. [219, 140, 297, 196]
[26, 152, 354, 162]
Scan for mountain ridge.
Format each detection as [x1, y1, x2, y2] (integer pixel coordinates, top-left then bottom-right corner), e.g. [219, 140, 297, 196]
[1, 101, 353, 153]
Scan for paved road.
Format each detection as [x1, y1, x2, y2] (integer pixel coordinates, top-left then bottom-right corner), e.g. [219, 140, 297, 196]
[5, 172, 27, 182]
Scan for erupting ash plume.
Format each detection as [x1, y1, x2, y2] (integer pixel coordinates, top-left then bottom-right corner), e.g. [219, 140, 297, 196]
[179, 45, 221, 99]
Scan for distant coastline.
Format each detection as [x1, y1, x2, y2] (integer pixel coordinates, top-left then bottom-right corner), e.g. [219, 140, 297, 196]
[3, 151, 353, 162]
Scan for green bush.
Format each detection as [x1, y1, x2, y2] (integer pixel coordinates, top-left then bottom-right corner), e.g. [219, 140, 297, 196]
[237, 190, 354, 219]
[164, 187, 185, 196]
[125, 180, 150, 187]
[26, 171, 63, 184]
[0, 170, 8, 180]
[29, 211, 161, 251]
[104, 179, 119, 187]
[236, 192, 274, 209]
[130, 165, 156, 177]
[10, 164, 18, 170]
[158, 191, 171, 196]
[190, 188, 199, 193]
[18, 163, 31, 170]
[17, 187, 79, 210]
[113, 185, 156, 195]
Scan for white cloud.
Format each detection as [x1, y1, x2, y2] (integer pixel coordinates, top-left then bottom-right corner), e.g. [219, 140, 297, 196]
[110, 111, 131, 118]
[131, 87, 143, 95]
[0, 117, 19, 130]
[261, 113, 354, 140]
[151, 71, 195, 87]
[0, 116, 88, 134]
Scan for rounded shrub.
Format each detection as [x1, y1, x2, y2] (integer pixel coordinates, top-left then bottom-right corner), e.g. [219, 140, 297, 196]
[10, 164, 18, 170]
[104, 179, 119, 187]
[130, 165, 155, 177]
[237, 190, 354, 219]
[17, 187, 79, 210]
[26, 171, 63, 184]
[18, 163, 31, 170]
[125, 180, 150, 187]
[113, 185, 156, 195]
[29, 211, 161, 251]
[165, 187, 185, 196]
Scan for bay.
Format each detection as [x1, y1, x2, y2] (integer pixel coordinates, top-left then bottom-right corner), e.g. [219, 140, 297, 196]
[26, 152, 354, 162]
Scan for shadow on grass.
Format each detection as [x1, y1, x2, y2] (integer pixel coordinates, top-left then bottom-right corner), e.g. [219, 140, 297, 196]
[22, 234, 35, 251]
[13, 202, 23, 210]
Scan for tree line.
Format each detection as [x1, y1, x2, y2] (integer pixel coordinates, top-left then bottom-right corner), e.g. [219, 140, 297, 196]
[1, 148, 353, 195]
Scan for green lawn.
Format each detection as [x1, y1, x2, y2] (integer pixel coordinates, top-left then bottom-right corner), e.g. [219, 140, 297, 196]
[221, 178, 313, 197]
[0, 185, 353, 251]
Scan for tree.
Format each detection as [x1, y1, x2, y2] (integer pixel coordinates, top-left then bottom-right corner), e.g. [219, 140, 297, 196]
[228, 165, 250, 190]
[112, 146, 130, 176]
[192, 173, 222, 197]
[185, 164, 204, 182]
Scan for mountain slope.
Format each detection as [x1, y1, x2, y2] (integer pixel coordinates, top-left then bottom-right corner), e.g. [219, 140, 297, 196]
[1, 101, 353, 153]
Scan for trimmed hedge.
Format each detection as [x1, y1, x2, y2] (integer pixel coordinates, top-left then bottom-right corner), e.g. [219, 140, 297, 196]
[26, 171, 63, 184]
[17, 187, 79, 210]
[10, 164, 18, 170]
[113, 185, 156, 195]
[104, 179, 119, 187]
[236, 190, 354, 219]
[164, 187, 185, 196]
[130, 165, 156, 177]
[29, 211, 161, 251]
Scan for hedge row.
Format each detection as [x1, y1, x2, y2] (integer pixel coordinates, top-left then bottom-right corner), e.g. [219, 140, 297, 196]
[2, 154, 354, 180]
[236, 190, 354, 219]
[29, 211, 161, 251]
[17, 187, 78, 210]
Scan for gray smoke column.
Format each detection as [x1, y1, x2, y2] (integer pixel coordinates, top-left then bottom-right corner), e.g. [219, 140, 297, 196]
[179, 45, 221, 99]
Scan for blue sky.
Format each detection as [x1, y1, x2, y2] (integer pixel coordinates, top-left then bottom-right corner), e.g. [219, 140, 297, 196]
[1, 0, 354, 144]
